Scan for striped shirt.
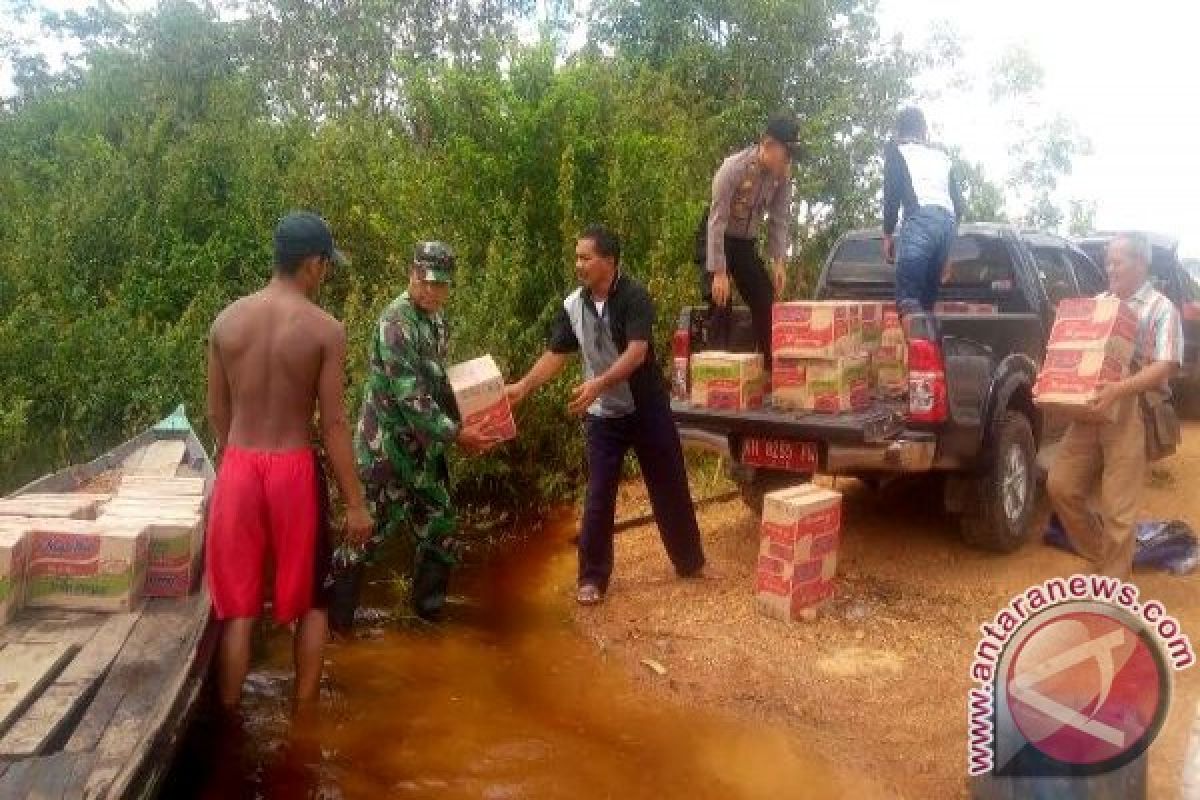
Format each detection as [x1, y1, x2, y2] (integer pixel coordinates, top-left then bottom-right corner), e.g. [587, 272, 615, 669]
[1113, 282, 1184, 368]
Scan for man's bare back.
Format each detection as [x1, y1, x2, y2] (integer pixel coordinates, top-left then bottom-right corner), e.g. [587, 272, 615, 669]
[209, 283, 342, 452]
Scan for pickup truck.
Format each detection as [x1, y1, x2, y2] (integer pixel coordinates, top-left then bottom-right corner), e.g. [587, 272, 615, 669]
[671, 223, 1107, 552]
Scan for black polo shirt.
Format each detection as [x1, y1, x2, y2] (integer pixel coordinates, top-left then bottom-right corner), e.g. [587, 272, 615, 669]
[547, 272, 668, 412]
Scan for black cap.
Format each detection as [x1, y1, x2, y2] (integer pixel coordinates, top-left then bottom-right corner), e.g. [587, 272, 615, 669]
[765, 114, 801, 157]
[274, 211, 347, 270]
[413, 241, 456, 283]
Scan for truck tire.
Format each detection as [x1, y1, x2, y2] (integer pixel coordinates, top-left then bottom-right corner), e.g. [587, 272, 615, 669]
[738, 469, 810, 515]
[960, 412, 1037, 553]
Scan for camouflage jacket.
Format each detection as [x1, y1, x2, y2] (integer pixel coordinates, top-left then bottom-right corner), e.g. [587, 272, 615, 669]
[355, 292, 460, 474]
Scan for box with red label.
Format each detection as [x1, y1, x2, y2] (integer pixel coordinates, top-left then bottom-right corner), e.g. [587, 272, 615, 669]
[447, 355, 518, 443]
[860, 302, 884, 352]
[23, 518, 148, 612]
[754, 485, 842, 621]
[100, 506, 203, 598]
[1045, 297, 1137, 360]
[1035, 297, 1137, 418]
[772, 356, 870, 413]
[690, 352, 765, 410]
[772, 302, 860, 359]
[1034, 349, 1129, 418]
[0, 525, 29, 624]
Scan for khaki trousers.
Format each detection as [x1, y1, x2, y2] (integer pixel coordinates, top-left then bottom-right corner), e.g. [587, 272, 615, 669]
[1046, 395, 1146, 580]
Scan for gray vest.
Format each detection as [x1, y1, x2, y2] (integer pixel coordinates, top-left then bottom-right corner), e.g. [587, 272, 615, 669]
[564, 287, 636, 417]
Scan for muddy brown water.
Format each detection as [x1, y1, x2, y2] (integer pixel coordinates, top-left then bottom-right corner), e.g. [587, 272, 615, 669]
[162, 511, 863, 799]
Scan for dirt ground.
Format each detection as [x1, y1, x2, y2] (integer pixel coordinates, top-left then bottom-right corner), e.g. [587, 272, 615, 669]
[572, 422, 1200, 798]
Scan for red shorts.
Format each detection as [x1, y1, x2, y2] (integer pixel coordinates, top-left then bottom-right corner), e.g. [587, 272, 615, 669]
[205, 446, 321, 624]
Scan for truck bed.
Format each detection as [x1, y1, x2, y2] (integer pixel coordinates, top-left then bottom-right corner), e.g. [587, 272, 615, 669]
[671, 399, 905, 444]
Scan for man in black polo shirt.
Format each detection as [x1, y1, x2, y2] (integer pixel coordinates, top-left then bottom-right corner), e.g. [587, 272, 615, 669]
[506, 224, 707, 605]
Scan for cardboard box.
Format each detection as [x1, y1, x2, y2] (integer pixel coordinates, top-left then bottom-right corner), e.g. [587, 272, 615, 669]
[446, 355, 517, 443]
[100, 510, 203, 598]
[754, 485, 842, 621]
[772, 356, 870, 413]
[874, 363, 909, 399]
[1035, 297, 1137, 419]
[860, 302, 884, 352]
[0, 526, 29, 623]
[1046, 297, 1137, 358]
[690, 352, 765, 410]
[24, 518, 148, 612]
[0, 493, 109, 520]
[772, 302, 860, 359]
[117, 476, 206, 496]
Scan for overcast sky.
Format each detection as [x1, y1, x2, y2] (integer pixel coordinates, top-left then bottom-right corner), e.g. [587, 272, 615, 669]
[877, 0, 1200, 256]
[5, 0, 1199, 255]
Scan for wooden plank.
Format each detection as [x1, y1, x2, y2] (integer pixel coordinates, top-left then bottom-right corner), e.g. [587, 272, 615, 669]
[0, 613, 140, 757]
[24, 751, 77, 799]
[65, 595, 204, 756]
[78, 595, 209, 797]
[124, 441, 187, 478]
[0, 643, 77, 738]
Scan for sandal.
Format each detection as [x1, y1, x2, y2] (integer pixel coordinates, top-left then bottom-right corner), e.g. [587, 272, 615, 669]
[576, 584, 604, 606]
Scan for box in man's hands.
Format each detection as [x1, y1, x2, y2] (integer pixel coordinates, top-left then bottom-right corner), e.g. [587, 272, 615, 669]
[447, 355, 517, 442]
[1035, 297, 1137, 419]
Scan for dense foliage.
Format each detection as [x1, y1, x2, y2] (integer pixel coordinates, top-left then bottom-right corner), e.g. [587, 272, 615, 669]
[0, 0, 919, 504]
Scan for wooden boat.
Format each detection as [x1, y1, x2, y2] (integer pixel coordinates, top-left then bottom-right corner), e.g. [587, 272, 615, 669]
[0, 406, 217, 799]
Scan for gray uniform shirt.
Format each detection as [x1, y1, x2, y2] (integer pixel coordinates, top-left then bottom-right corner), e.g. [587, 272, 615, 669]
[706, 145, 793, 273]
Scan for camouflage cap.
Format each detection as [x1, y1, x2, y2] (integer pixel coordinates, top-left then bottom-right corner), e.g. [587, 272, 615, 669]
[414, 241, 456, 284]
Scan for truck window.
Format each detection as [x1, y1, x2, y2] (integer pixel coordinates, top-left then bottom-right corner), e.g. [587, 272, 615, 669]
[1068, 250, 1106, 296]
[1030, 246, 1078, 309]
[827, 233, 1016, 289]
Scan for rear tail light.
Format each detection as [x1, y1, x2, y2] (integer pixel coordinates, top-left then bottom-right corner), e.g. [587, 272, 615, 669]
[907, 337, 948, 423]
[672, 329, 691, 400]
[1184, 302, 1200, 322]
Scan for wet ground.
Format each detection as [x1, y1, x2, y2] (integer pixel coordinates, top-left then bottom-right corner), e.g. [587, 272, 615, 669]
[162, 509, 876, 799]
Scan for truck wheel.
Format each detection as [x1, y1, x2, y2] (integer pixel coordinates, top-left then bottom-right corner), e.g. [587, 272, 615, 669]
[738, 470, 810, 515]
[960, 412, 1037, 553]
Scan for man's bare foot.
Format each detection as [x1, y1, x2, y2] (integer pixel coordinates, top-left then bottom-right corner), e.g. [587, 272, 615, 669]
[577, 584, 604, 606]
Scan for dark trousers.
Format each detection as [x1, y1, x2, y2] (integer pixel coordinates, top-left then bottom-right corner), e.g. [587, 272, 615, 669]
[703, 236, 775, 360]
[895, 206, 956, 315]
[580, 396, 706, 591]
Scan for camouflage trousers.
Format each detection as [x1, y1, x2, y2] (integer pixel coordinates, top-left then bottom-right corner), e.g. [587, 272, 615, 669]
[333, 454, 460, 570]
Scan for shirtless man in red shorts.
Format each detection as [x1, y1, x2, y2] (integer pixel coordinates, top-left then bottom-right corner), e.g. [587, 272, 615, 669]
[206, 211, 373, 710]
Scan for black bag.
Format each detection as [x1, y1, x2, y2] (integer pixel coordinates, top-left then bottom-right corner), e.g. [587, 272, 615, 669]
[1141, 393, 1181, 462]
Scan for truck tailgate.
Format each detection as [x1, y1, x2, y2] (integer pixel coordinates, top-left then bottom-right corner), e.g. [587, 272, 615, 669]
[671, 401, 905, 444]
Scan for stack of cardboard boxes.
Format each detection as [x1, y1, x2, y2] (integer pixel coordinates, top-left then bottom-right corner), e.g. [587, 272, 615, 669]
[99, 476, 207, 598]
[873, 306, 908, 399]
[754, 484, 843, 621]
[1034, 297, 1137, 419]
[771, 302, 870, 413]
[689, 352, 766, 410]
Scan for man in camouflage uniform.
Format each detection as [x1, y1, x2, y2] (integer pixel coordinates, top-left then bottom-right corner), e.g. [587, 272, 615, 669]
[331, 242, 498, 627]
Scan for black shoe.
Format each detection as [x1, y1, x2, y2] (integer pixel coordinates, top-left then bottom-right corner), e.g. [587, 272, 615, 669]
[327, 563, 365, 637]
[411, 553, 451, 622]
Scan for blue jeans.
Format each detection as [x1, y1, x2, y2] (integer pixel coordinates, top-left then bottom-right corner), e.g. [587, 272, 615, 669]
[895, 206, 957, 315]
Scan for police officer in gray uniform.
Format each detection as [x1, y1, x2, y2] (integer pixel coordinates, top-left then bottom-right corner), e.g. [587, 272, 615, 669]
[704, 114, 799, 360]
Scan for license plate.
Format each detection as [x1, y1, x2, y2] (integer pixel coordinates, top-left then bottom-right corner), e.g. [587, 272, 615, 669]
[741, 437, 818, 473]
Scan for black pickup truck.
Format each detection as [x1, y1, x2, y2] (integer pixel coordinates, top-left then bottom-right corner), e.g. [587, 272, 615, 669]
[671, 223, 1106, 552]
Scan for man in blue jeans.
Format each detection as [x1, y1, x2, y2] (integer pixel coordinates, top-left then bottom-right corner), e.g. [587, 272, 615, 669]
[882, 107, 966, 315]
[506, 224, 707, 606]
